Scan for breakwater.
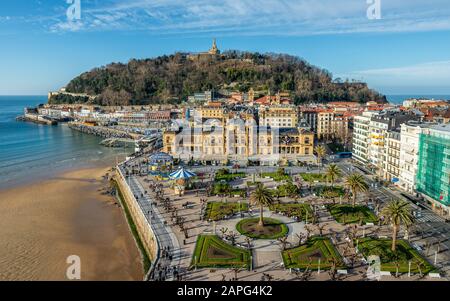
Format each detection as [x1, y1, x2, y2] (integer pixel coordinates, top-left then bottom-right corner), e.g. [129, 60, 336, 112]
[16, 114, 57, 125]
[68, 122, 137, 140]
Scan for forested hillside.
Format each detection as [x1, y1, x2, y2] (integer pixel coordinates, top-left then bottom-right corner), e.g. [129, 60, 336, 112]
[50, 51, 386, 105]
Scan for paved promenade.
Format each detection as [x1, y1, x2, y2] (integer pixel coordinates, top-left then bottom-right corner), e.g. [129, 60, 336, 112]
[119, 164, 182, 281]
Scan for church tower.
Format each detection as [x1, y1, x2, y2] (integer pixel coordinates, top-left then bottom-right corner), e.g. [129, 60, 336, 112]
[209, 38, 220, 55]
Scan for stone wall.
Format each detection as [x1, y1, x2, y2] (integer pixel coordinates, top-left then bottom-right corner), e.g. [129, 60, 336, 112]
[115, 168, 159, 277]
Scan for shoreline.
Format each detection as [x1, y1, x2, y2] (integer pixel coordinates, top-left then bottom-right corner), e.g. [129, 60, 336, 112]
[0, 165, 144, 281]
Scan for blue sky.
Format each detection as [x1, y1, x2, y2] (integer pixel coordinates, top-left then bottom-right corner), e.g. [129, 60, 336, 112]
[1, 0, 450, 95]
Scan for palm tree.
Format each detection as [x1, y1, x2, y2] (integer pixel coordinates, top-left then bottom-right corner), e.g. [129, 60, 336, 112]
[314, 145, 326, 166]
[326, 164, 342, 187]
[381, 200, 414, 252]
[250, 183, 274, 227]
[344, 174, 368, 207]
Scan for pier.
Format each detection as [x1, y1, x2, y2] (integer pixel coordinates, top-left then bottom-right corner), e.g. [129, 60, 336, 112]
[16, 114, 58, 126]
[100, 138, 135, 148]
[68, 122, 140, 140]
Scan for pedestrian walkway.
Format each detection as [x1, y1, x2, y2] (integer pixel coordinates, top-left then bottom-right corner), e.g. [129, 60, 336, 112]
[416, 211, 446, 224]
[120, 166, 182, 281]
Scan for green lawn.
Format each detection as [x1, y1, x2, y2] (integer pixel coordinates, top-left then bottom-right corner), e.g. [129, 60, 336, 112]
[315, 186, 345, 198]
[261, 172, 292, 182]
[327, 204, 378, 225]
[204, 202, 249, 221]
[300, 173, 326, 182]
[215, 172, 246, 182]
[282, 237, 345, 270]
[270, 203, 313, 222]
[191, 235, 251, 269]
[357, 238, 435, 274]
[236, 217, 289, 239]
[211, 182, 246, 197]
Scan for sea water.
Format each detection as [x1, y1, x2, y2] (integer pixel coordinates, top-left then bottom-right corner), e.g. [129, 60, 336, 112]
[0, 96, 132, 189]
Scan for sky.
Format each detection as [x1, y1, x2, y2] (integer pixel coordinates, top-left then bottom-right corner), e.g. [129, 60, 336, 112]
[0, 0, 450, 95]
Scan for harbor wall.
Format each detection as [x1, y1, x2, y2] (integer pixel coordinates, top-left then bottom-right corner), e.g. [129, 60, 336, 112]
[115, 166, 159, 280]
[68, 122, 140, 139]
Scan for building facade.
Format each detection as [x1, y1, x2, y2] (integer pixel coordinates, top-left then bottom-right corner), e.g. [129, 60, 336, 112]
[163, 117, 314, 166]
[399, 122, 432, 193]
[259, 105, 298, 128]
[416, 124, 450, 214]
[382, 131, 401, 183]
[352, 111, 375, 164]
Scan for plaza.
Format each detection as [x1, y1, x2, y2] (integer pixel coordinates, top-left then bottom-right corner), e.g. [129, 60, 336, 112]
[118, 156, 449, 281]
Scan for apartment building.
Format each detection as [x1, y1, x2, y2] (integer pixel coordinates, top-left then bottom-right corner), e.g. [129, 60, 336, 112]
[299, 109, 318, 132]
[317, 111, 334, 140]
[416, 124, 450, 214]
[352, 111, 376, 164]
[259, 105, 298, 128]
[383, 131, 401, 183]
[399, 122, 435, 193]
[353, 110, 419, 175]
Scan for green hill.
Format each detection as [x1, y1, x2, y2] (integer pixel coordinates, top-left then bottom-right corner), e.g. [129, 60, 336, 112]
[50, 50, 386, 106]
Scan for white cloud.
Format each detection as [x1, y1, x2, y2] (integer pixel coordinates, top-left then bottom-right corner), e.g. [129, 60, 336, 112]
[343, 61, 450, 89]
[43, 0, 450, 35]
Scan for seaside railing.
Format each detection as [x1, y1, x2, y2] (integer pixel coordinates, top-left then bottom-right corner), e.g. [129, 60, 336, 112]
[116, 162, 160, 281]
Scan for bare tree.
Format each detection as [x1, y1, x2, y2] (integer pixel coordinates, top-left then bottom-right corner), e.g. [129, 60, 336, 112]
[278, 236, 289, 251]
[219, 227, 228, 238]
[296, 233, 305, 247]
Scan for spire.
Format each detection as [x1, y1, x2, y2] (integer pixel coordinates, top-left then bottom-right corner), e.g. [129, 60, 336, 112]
[209, 38, 219, 55]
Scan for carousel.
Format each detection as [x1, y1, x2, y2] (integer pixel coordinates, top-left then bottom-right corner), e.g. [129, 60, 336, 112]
[169, 167, 196, 196]
[148, 152, 173, 172]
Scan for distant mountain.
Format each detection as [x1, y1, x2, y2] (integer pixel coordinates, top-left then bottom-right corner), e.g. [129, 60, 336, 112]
[49, 49, 386, 106]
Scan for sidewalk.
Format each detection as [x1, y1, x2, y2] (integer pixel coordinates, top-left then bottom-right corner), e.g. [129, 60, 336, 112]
[127, 174, 182, 281]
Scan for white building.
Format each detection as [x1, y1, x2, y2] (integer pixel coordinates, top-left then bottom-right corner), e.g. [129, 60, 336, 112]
[399, 122, 435, 193]
[352, 111, 378, 164]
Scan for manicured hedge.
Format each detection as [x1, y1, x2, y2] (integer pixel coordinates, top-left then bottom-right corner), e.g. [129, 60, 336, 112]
[270, 203, 313, 221]
[236, 217, 289, 239]
[327, 204, 378, 225]
[282, 237, 345, 270]
[205, 202, 249, 221]
[357, 238, 435, 274]
[300, 173, 326, 182]
[261, 172, 292, 182]
[191, 235, 251, 269]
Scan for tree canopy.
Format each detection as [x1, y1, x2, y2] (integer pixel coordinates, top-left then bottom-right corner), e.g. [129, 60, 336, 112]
[50, 50, 386, 106]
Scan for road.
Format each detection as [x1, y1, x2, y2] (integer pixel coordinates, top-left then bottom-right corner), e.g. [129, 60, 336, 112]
[336, 159, 450, 278]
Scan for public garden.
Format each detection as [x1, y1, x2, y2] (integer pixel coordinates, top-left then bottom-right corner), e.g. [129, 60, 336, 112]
[124, 154, 441, 281]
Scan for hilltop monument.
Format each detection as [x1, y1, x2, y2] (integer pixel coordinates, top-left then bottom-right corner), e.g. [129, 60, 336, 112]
[188, 39, 221, 60]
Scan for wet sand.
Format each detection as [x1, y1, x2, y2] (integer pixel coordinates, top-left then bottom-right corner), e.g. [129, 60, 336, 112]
[0, 167, 143, 281]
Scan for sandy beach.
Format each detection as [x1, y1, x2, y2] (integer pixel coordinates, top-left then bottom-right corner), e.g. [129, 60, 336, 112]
[0, 166, 143, 281]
